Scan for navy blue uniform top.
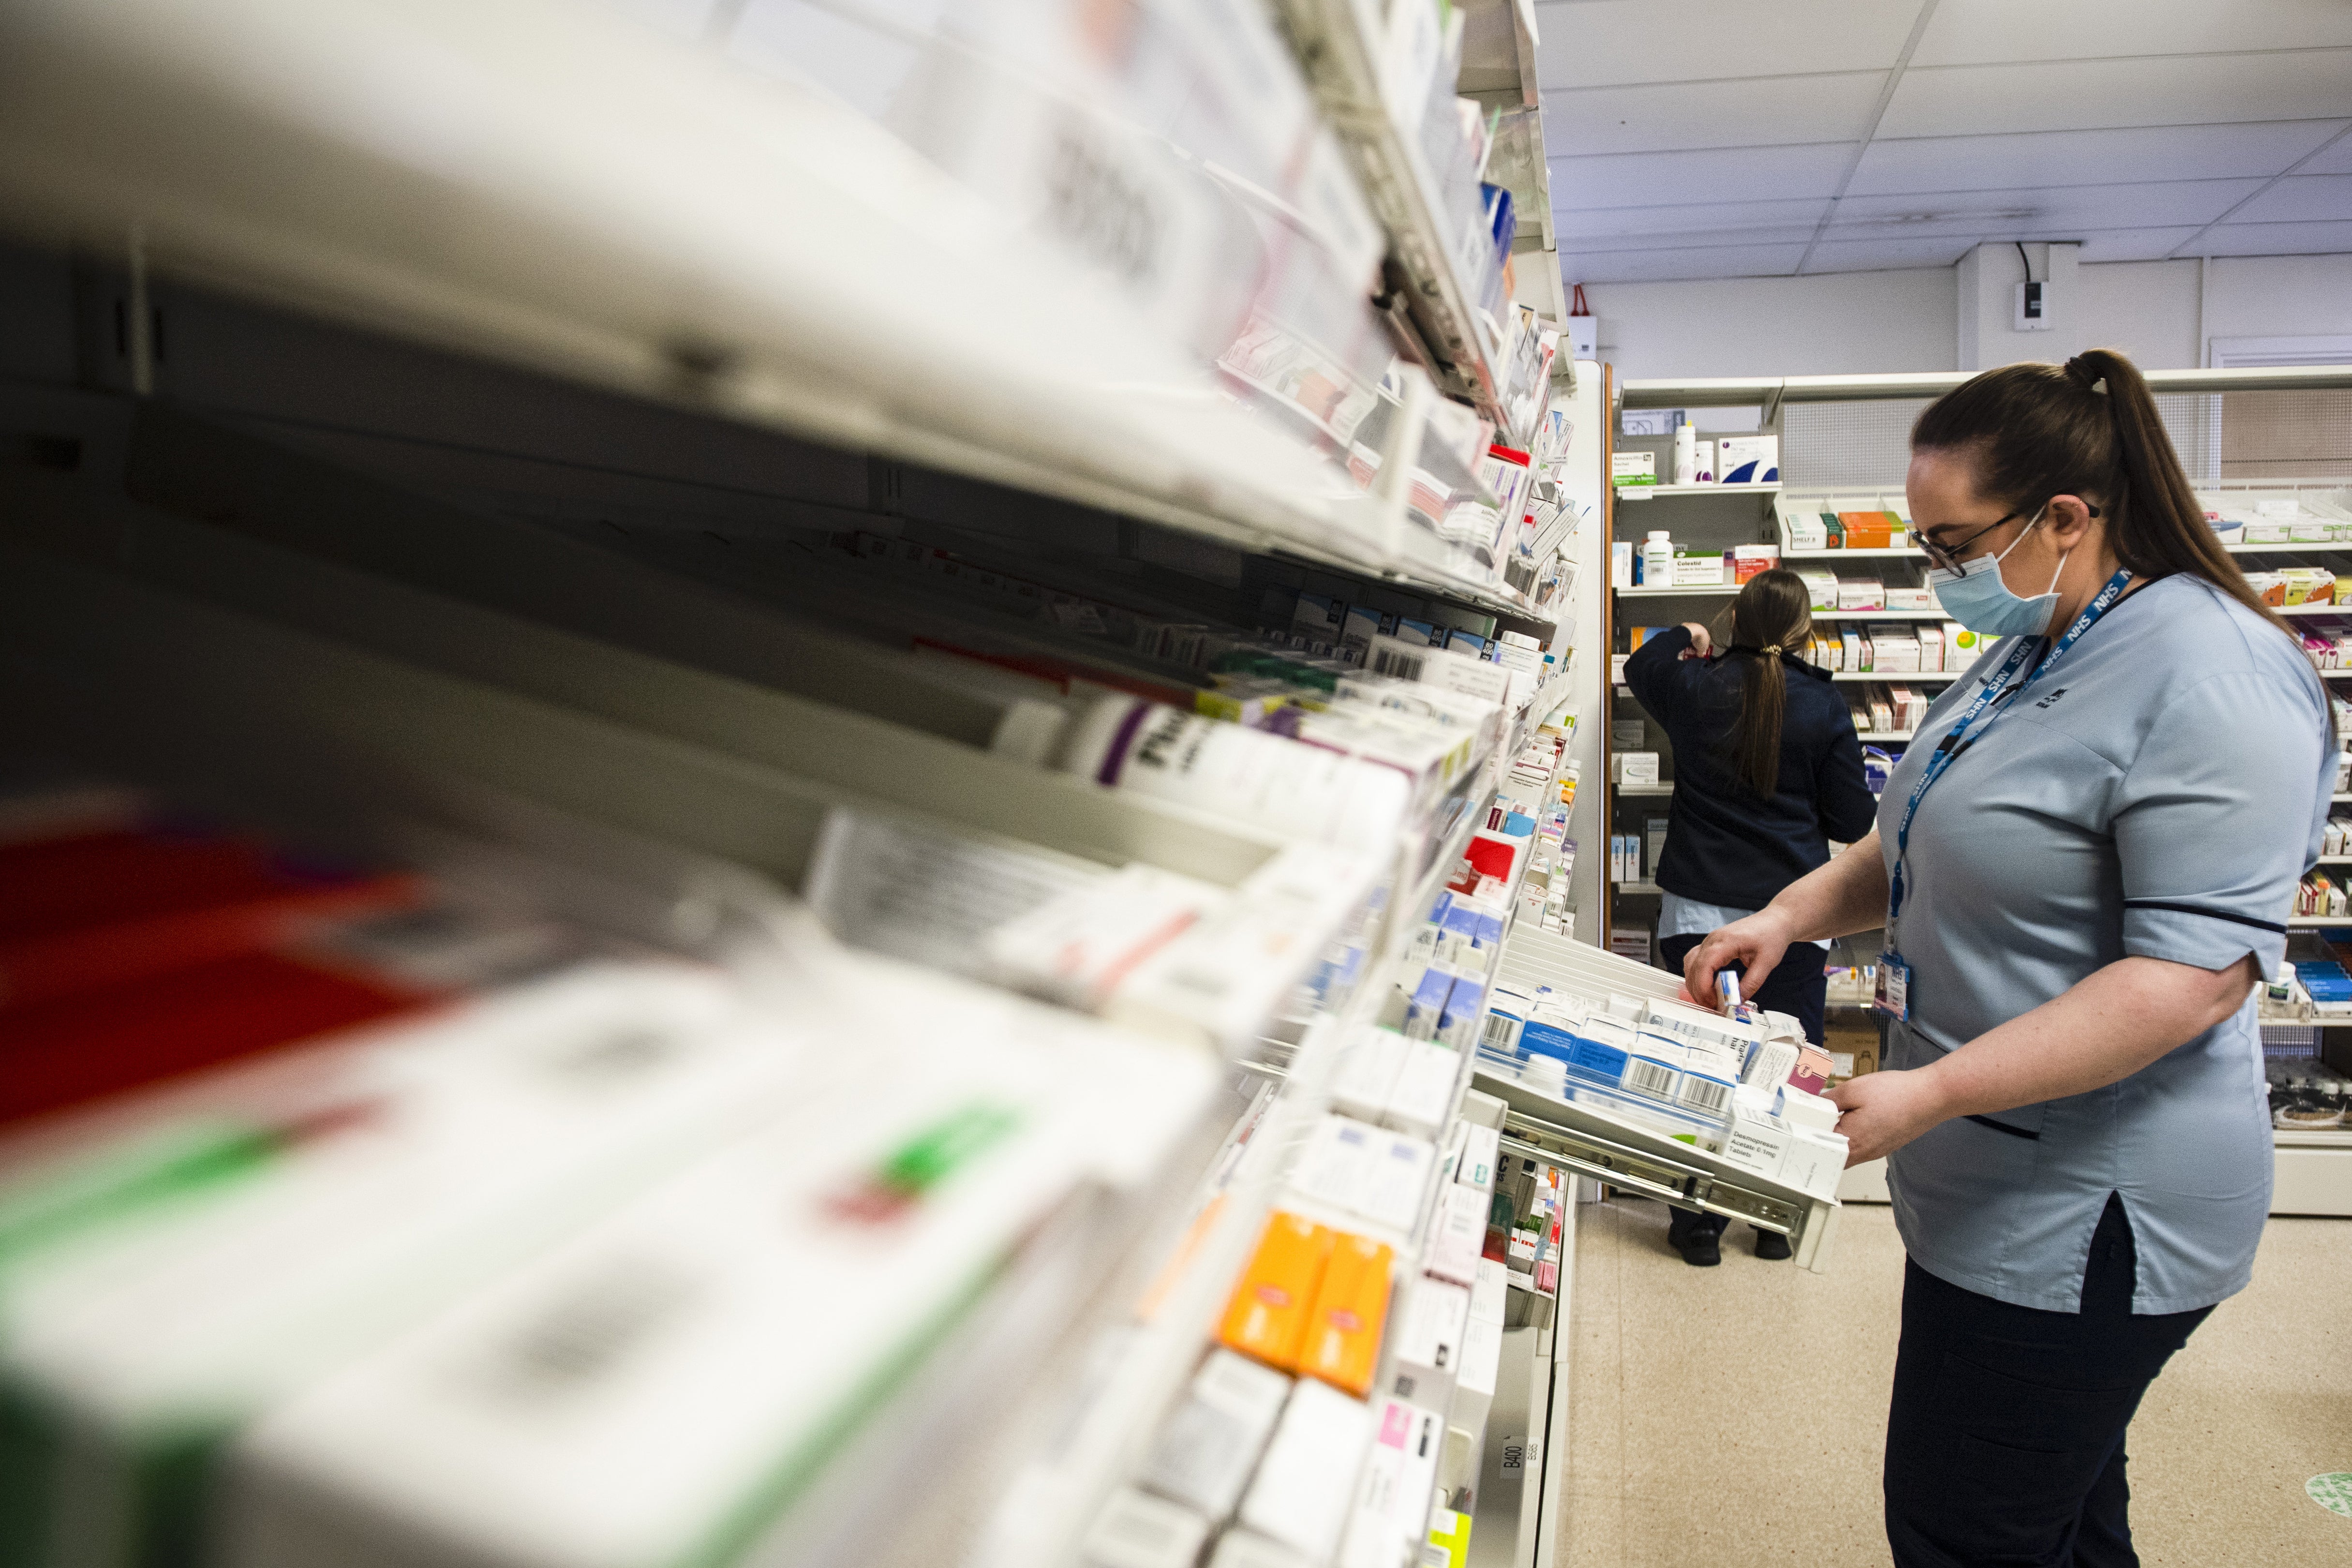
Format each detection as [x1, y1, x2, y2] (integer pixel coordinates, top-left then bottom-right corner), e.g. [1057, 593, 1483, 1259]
[1622, 624, 1879, 910]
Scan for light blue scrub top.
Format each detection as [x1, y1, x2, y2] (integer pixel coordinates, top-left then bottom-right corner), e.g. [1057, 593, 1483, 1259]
[1879, 575, 2332, 1314]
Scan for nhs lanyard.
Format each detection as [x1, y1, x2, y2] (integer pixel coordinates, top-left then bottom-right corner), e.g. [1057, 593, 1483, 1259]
[1885, 567, 2133, 931]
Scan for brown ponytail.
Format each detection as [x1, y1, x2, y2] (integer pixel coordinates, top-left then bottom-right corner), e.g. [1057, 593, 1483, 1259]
[1910, 349, 2294, 641]
[1721, 568, 1814, 797]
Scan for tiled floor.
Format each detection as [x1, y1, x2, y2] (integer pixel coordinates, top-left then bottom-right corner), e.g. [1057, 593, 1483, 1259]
[1557, 1198, 2352, 1566]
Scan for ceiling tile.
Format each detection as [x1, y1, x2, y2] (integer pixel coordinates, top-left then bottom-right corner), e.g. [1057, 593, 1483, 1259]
[2193, 219, 2352, 256]
[1541, 72, 1887, 157]
[1912, 0, 2352, 67]
[1826, 179, 2265, 239]
[1798, 235, 1975, 273]
[1564, 196, 1830, 242]
[1879, 50, 2352, 141]
[2303, 131, 2352, 176]
[2233, 174, 2352, 224]
[1848, 122, 2347, 195]
[2063, 227, 2205, 262]
[1532, 0, 1918, 90]
[1559, 243, 1810, 284]
[1565, 223, 1827, 252]
[1547, 143, 1855, 208]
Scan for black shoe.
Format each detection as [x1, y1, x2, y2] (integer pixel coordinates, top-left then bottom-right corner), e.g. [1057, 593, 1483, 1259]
[1753, 1228, 1793, 1261]
[1668, 1211, 1722, 1267]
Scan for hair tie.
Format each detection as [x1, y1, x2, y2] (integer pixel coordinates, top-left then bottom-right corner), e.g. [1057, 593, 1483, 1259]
[1761, 643, 1783, 655]
[2065, 355, 2107, 394]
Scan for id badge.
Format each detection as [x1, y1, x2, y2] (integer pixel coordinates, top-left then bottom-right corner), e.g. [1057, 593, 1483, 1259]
[1874, 949, 1911, 1022]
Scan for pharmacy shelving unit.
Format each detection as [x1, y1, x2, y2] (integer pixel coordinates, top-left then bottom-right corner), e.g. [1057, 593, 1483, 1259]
[1608, 365, 2352, 1216]
[0, 1, 1639, 1567]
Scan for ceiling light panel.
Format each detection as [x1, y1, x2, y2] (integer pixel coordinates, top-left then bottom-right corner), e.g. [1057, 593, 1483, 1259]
[1846, 121, 2351, 194]
[1827, 178, 2266, 237]
[1910, 0, 2352, 68]
[1565, 195, 1831, 241]
[1541, 70, 1888, 156]
[1559, 242, 1812, 283]
[1547, 142, 1857, 208]
[2197, 218, 2352, 255]
[1532, 0, 1918, 90]
[1880, 50, 2352, 141]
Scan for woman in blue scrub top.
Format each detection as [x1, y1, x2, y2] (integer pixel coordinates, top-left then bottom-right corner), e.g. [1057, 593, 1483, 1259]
[1683, 349, 2333, 1567]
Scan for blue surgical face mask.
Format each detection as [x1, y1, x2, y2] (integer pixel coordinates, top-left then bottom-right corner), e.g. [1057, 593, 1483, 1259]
[1928, 506, 2069, 637]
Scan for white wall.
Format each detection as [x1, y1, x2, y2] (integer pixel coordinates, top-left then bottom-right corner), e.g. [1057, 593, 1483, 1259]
[1585, 268, 1957, 383]
[1582, 251, 2352, 381]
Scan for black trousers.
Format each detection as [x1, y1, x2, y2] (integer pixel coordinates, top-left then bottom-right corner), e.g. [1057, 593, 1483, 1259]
[1657, 930, 1828, 1047]
[1884, 1194, 2214, 1568]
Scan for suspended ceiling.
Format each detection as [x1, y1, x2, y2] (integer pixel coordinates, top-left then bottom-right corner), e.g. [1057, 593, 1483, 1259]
[1536, 0, 2352, 283]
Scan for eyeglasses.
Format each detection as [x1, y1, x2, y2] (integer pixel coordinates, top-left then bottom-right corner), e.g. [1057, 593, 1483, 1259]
[1919, 511, 2020, 572]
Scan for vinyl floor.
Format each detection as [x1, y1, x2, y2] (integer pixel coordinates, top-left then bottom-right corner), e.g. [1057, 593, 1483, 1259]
[1556, 1197, 2352, 1566]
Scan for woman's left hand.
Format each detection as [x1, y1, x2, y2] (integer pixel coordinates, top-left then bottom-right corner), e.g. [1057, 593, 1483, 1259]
[1677, 621, 1713, 659]
[1825, 1068, 1950, 1165]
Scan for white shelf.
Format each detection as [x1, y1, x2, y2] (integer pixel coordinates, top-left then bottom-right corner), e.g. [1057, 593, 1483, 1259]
[0, 0, 1561, 623]
[1616, 583, 1739, 597]
[1615, 781, 1674, 796]
[2337, 794, 2352, 804]
[1614, 881, 1662, 895]
[2278, 604, 2344, 617]
[1832, 671, 1956, 683]
[1810, 607, 1945, 620]
[1613, 482, 1781, 499]
[2318, 855, 2352, 865]
[1781, 546, 1924, 559]
[1275, 0, 1523, 443]
[1856, 730, 1915, 742]
[2230, 541, 2352, 554]
[2292, 915, 2352, 926]
[2322, 670, 2352, 680]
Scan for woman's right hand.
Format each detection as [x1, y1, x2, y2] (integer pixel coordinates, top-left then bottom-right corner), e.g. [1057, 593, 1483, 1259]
[1683, 908, 1796, 1011]
[1677, 621, 1713, 659]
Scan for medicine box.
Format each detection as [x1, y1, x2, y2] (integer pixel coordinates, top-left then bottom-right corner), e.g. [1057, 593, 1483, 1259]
[1299, 1232, 1395, 1396]
[1715, 435, 1778, 484]
[1378, 1276, 1469, 1408]
[1219, 1211, 1336, 1370]
[1082, 1488, 1212, 1568]
[1138, 1350, 1293, 1518]
[1239, 1377, 1374, 1560]
[1616, 751, 1660, 786]
[1611, 451, 1656, 486]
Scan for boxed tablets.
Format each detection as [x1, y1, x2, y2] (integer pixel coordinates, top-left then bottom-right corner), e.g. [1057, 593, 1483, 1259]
[1290, 1115, 1437, 1234]
[1798, 569, 1840, 609]
[1611, 451, 1656, 486]
[1836, 577, 1885, 610]
[1083, 1489, 1212, 1568]
[1887, 584, 1940, 612]
[1671, 551, 1727, 586]
[1784, 508, 1828, 551]
[1454, 1122, 1500, 1192]
[1617, 751, 1660, 786]
[1337, 1401, 1443, 1568]
[1716, 435, 1778, 484]
[1386, 1039, 1464, 1141]
[1220, 1211, 1335, 1369]
[223, 1027, 1213, 1568]
[1333, 1027, 1411, 1122]
[1378, 1275, 1469, 1408]
[1732, 544, 1781, 582]
[1140, 1350, 1293, 1518]
[1240, 1378, 1374, 1560]
[1300, 1233, 1395, 1396]
[1424, 1184, 1488, 1286]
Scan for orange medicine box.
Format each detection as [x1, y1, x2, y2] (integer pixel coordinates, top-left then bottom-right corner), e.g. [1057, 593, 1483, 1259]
[1836, 510, 1906, 549]
[1220, 1211, 1337, 1370]
[1298, 1231, 1395, 1395]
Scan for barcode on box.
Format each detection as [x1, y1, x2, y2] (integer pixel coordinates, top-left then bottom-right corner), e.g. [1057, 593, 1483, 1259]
[1625, 1059, 1677, 1099]
[1373, 645, 1426, 681]
[1677, 1077, 1731, 1116]
[1482, 1013, 1518, 1050]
